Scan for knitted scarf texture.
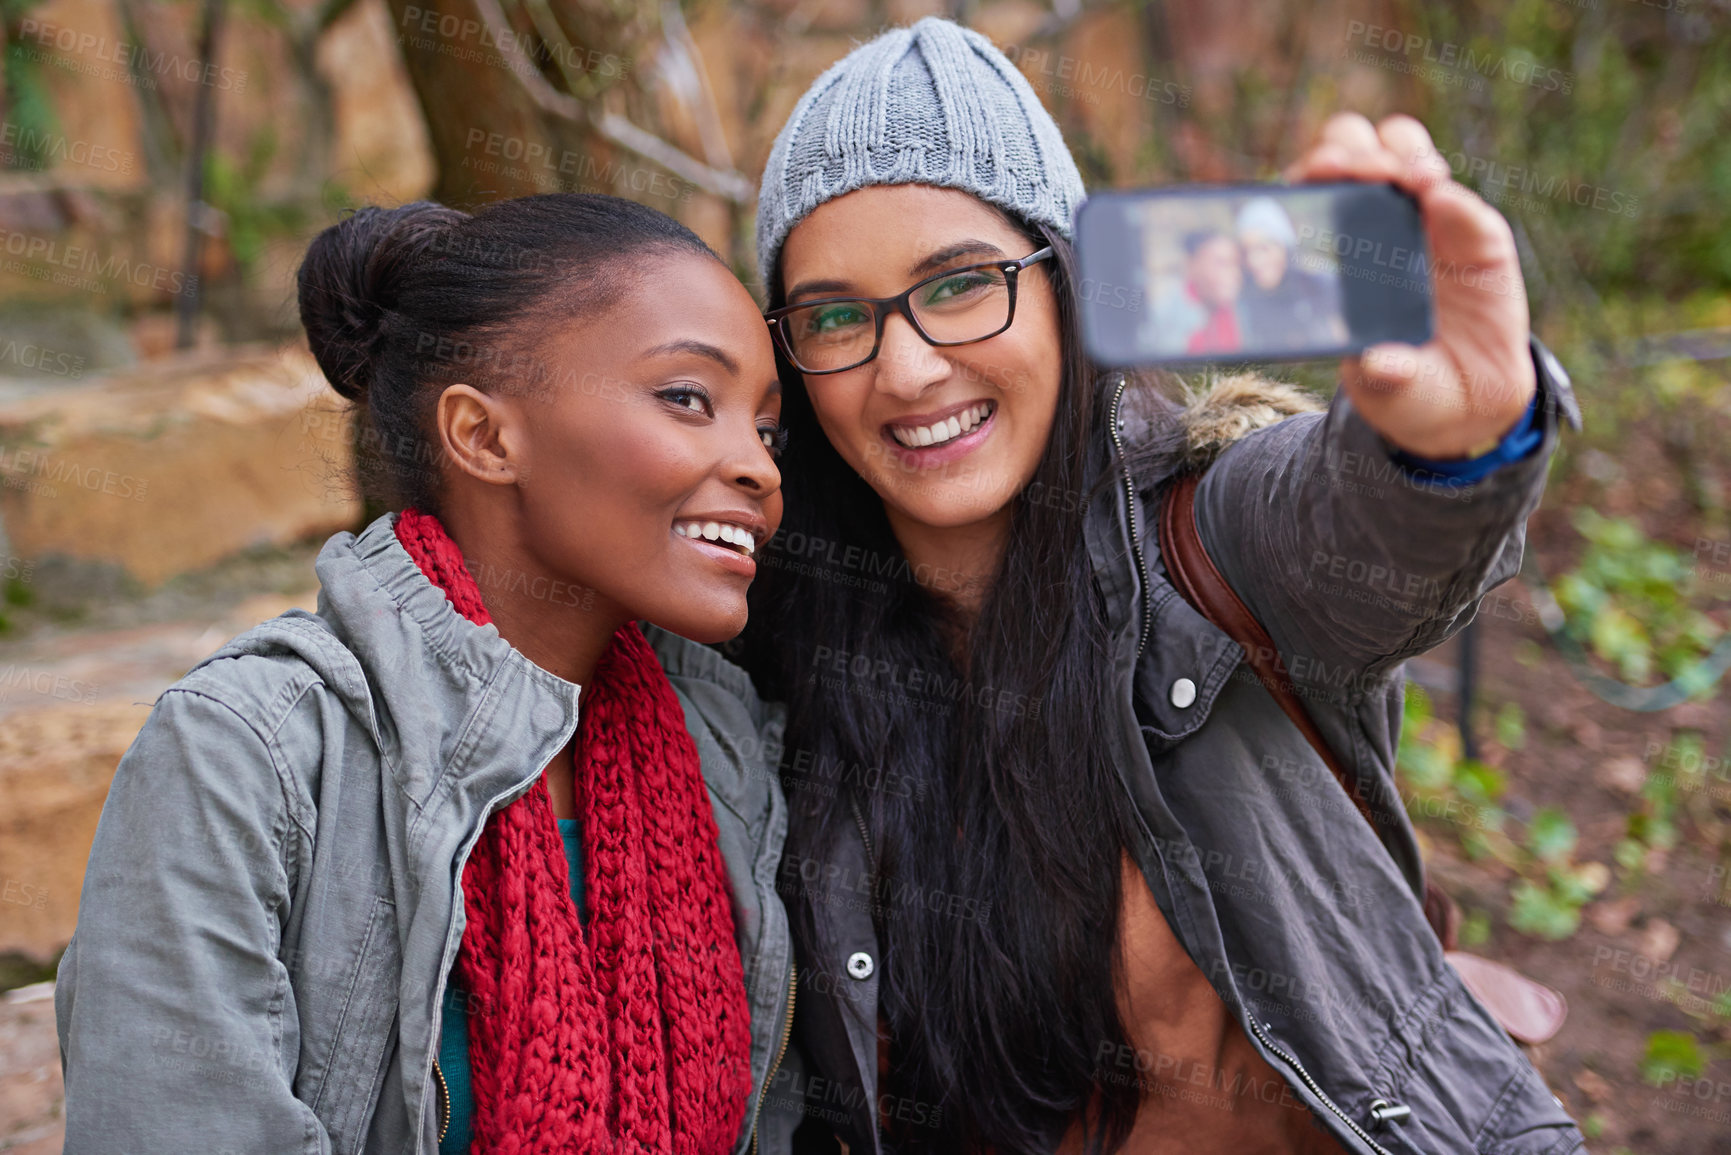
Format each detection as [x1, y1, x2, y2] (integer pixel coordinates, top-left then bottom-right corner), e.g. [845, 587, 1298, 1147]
[394, 508, 753, 1153]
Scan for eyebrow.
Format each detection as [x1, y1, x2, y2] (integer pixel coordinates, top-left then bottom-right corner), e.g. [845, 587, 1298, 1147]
[783, 277, 853, 303]
[641, 339, 738, 376]
[909, 240, 1007, 278]
[783, 239, 1010, 302]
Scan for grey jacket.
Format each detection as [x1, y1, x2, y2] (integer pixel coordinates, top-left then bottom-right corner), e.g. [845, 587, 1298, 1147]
[775, 344, 1588, 1155]
[54, 514, 800, 1154]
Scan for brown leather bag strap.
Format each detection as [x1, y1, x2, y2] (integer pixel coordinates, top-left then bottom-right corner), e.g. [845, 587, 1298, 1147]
[1157, 471, 1457, 950]
[1158, 472, 1379, 830]
[1150, 470, 1583, 1043]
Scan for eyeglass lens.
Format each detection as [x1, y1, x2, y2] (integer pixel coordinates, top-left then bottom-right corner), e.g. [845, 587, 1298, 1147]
[780, 265, 1013, 372]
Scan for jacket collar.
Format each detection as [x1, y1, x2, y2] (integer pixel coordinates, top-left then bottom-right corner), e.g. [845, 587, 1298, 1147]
[305, 511, 582, 809]
[300, 515, 776, 806]
[1083, 371, 1305, 742]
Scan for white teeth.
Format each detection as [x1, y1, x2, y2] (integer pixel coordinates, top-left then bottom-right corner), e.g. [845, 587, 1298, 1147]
[890, 401, 994, 449]
[676, 520, 755, 556]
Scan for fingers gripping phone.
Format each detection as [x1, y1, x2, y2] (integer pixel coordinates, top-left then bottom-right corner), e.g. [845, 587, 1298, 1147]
[1074, 181, 1434, 367]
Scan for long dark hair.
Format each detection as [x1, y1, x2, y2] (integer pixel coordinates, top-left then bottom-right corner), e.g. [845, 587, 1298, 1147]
[738, 215, 1145, 1153]
[297, 193, 719, 514]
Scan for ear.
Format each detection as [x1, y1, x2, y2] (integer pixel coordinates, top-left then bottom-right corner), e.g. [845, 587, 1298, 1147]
[435, 384, 529, 488]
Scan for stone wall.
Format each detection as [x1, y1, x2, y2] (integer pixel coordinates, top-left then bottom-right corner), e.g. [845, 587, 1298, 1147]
[0, 344, 358, 584]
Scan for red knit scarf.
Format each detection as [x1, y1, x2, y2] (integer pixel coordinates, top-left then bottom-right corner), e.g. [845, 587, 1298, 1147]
[395, 509, 753, 1153]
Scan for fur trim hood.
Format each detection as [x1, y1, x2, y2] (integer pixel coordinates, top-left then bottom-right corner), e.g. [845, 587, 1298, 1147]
[1109, 370, 1325, 481]
[1172, 372, 1323, 468]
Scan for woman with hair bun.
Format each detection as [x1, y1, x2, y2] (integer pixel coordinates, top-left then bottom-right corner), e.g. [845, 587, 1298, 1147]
[55, 193, 801, 1155]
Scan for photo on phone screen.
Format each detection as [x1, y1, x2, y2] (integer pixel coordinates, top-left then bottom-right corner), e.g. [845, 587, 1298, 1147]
[1074, 182, 1434, 368]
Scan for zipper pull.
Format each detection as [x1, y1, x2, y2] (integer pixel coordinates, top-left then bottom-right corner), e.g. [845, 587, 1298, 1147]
[1368, 1099, 1426, 1155]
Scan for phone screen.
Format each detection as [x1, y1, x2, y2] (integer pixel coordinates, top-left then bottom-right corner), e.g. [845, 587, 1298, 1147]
[1075, 182, 1433, 367]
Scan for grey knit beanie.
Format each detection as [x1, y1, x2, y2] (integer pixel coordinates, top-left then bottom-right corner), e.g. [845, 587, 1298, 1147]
[754, 17, 1087, 293]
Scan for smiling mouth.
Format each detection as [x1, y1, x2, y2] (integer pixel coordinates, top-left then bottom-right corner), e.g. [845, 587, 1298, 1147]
[674, 520, 757, 557]
[888, 400, 996, 449]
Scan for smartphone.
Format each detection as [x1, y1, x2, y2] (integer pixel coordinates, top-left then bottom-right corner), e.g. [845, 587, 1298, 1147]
[1074, 181, 1433, 367]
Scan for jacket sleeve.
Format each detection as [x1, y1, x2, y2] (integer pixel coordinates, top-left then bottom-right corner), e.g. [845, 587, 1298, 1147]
[1191, 353, 1578, 689]
[55, 686, 330, 1154]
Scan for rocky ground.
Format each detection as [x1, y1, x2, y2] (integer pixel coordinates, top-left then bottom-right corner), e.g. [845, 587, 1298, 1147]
[0, 984, 61, 1155]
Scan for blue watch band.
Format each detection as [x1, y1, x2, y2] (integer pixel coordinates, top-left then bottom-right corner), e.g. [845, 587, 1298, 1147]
[1389, 391, 1543, 486]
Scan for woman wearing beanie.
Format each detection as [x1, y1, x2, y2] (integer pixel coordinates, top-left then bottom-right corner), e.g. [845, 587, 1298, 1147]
[741, 17, 1583, 1155]
[1234, 196, 1348, 353]
[55, 194, 801, 1154]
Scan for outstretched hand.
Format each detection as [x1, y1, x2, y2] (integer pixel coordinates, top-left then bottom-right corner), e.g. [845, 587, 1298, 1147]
[1286, 113, 1535, 460]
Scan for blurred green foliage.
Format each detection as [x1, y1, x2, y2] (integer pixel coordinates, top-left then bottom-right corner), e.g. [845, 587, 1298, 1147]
[1, 0, 58, 171]
[1381, 0, 1731, 298]
[1640, 1028, 1707, 1084]
[1397, 684, 1610, 941]
[204, 128, 309, 275]
[1553, 508, 1727, 686]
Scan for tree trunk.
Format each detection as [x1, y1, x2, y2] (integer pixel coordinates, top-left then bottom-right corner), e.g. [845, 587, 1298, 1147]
[385, 0, 577, 206]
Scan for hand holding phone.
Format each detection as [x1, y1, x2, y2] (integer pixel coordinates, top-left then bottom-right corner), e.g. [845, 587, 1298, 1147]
[1080, 113, 1538, 461]
[1073, 112, 1537, 460]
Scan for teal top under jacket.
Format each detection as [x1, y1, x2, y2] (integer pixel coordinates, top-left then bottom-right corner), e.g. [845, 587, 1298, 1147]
[437, 817, 585, 1154]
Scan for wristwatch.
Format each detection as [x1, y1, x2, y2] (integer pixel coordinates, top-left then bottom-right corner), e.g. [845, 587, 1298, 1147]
[1387, 334, 1580, 482]
[1529, 332, 1583, 437]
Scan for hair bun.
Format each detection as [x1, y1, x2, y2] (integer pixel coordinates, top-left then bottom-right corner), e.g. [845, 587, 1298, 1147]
[297, 201, 466, 402]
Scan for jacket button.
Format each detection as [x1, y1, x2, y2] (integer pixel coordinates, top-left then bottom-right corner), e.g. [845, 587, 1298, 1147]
[846, 951, 874, 980]
[1170, 678, 1197, 708]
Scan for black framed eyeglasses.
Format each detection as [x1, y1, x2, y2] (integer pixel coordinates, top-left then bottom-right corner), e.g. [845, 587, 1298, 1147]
[765, 247, 1055, 375]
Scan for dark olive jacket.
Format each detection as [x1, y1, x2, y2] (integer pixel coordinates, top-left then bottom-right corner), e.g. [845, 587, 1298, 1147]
[765, 341, 1586, 1155]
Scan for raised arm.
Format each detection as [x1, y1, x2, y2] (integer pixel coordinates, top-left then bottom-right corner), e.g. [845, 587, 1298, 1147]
[1194, 351, 1575, 690]
[55, 687, 328, 1153]
[1192, 113, 1580, 687]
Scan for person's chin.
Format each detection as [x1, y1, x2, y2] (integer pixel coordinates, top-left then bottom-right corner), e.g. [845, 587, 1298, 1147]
[893, 480, 1017, 532]
[650, 598, 748, 646]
